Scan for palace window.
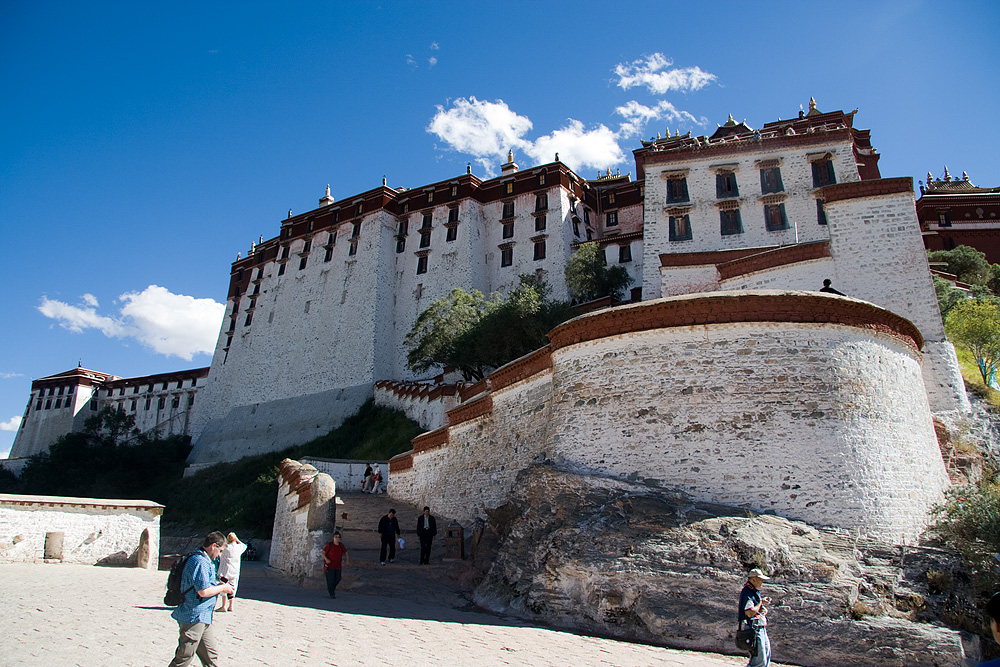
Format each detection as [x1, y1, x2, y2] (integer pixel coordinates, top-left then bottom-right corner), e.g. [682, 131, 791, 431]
[812, 159, 836, 187]
[938, 211, 952, 227]
[54, 398, 61, 409]
[717, 172, 739, 198]
[145, 397, 151, 411]
[396, 237, 406, 254]
[158, 397, 165, 410]
[356, 202, 364, 216]
[764, 203, 789, 231]
[446, 225, 457, 242]
[500, 247, 513, 267]
[349, 240, 358, 256]
[427, 190, 434, 205]
[573, 218, 580, 237]
[45, 399, 51, 410]
[325, 246, 334, 262]
[533, 240, 546, 261]
[817, 199, 828, 225]
[502, 221, 514, 239]
[608, 192, 616, 205]
[422, 213, 432, 229]
[535, 193, 548, 211]
[535, 215, 546, 232]
[172, 396, 180, 409]
[606, 211, 618, 227]
[244, 312, 253, 326]
[450, 184, 458, 198]
[502, 201, 514, 219]
[760, 167, 784, 194]
[352, 223, 361, 238]
[419, 231, 431, 248]
[448, 208, 459, 223]
[505, 182, 514, 195]
[299, 257, 307, 270]
[538, 173, 545, 186]
[720, 209, 743, 236]
[669, 215, 692, 241]
[619, 244, 632, 263]
[416, 256, 428, 274]
[666, 177, 689, 204]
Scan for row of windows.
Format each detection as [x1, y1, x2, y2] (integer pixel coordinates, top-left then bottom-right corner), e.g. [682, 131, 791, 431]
[668, 201, 828, 241]
[104, 378, 198, 396]
[664, 159, 837, 205]
[37, 385, 76, 398]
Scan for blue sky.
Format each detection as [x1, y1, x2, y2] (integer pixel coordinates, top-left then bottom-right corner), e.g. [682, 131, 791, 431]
[1, 0, 998, 457]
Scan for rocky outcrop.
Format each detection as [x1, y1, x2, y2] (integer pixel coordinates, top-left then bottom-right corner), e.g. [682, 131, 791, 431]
[472, 464, 975, 667]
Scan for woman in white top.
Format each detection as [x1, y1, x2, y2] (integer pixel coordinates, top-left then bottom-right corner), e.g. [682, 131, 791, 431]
[216, 532, 247, 612]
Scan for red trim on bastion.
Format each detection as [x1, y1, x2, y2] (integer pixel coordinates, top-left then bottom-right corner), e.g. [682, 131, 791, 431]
[821, 177, 912, 203]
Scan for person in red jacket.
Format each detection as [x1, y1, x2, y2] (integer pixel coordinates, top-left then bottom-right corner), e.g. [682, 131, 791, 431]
[321, 532, 349, 599]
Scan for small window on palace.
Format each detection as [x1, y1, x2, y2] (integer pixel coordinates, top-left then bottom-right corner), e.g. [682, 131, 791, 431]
[450, 184, 458, 198]
[760, 167, 784, 194]
[606, 211, 619, 227]
[130, 399, 137, 411]
[764, 203, 789, 231]
[448, 208, 459, 223]
[191, 378, 197, 387]
[325, 246, 334, 262]
[608, 192, 616, 205]
[812, 159, 836, 187]
[419, 231, 431, 248]
[717, 172, 739, 198]
[573, 219, 580, 237]
[119, 387, 125, 396]
[45, 399, 52, 410]
[299, 257, 307, 270]
[145, 398, 151, 411]
[817, 199, 828, 225]
[36, 400, 42, 411]
[277, 263, 286, 276]
[245, 312, 253, 326]
[422, 213, 432, 229]
[172, 396, 180, 409]
[501, 247, 513, 267]
[535, 193, 548, 211]
[396, 237, 406, 254]
[54, 398, 61, 409]
[533, 240, 546, 260]
[352, 223, 361, 238]
[619, 244, 632, 263]
[535, 215, 546, 232]
[446, 226, 457, 242]
[505, 182, 514, 195]
[356, 202, 364, 216]
[666, 177, 689, 203]
[502, 201, 514, 218]
[502, 221, 514, 239]
[669, 215, 692, 241]
[427, 191, 434, 204]
[538, 173, 546, 186]
[307, 219, 314, 232]
[176, 380, 183, 389]
[584, 209, 591, 225]
[720, 209, 743, 236]
[416, 256, 428, 275]
[189, 395, 195, 407]
[280, 246, 290, 259]
[938, 211, 952, 227]
[398, 220, 408, 236]
[158, 397, 165, 410]
[349, 240, 358, 256]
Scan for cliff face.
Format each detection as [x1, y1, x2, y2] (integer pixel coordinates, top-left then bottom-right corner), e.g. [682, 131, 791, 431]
[471, 464, 975, 667]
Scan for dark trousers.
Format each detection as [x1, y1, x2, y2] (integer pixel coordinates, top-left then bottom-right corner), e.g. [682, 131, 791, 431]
[324, 568, 342, 596]
[419, 535, 433, 564]
[379, 536, 396, 563]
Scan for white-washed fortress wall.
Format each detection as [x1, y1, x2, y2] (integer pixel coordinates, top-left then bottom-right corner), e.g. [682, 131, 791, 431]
[390, 292, 949, 543]
[373, 381, 457, 432]
[268, 459, 337, 579]
[0, 494, 161, 568]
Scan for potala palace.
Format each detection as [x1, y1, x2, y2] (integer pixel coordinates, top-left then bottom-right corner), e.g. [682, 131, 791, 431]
[10, 100, 971, 542]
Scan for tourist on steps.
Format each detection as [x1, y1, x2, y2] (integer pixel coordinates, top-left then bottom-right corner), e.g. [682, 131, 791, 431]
[378, 509, 400, 565]
[416, 506, 437, 565]
[321, 531, 349, 598]
[737, 568, 772, 667]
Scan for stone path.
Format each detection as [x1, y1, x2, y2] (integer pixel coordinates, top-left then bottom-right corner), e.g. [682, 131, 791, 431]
[0, 561, 786, 667]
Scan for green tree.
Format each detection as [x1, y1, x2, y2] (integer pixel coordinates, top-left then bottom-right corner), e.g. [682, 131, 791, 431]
[927, 246, 992, 286]
[405, 288, 492, 381]
[405, 277, 578, 381]
[564, 241, 633, 302]
[945, 299, 1000, 387]
[932, 479, 1000, 573]
[934, 275, 965, 318]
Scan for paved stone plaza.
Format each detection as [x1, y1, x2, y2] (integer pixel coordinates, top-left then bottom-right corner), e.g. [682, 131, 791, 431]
[0, 561, 783, 667]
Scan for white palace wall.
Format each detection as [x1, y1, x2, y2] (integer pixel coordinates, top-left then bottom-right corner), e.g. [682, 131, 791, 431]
[390, 292, 949, 544]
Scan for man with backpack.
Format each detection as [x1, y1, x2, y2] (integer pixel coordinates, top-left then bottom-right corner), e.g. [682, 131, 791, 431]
[167, 531, 235, 667]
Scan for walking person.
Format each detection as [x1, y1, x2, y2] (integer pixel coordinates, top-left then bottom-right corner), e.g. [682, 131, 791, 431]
[979, 592, 1000, 667]
[321, 531, 349, 598]
[737, 568, 772, 667]
[168, 531, 235, 667]
[371, 464, 383, 494]
[216, 532, 247, 612]
[416, 506, 437, 565]
[378, 508, 400, 565]
[362, 463, 374, 493]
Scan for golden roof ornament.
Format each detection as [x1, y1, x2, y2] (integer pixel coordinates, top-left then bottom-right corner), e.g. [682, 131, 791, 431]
[723, 113, 736, 127]
[806, 97, 821, 116]
[507, 149, 514, 164]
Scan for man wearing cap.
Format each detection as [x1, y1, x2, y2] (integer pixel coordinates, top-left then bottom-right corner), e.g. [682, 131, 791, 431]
[737, 568, 772, 667]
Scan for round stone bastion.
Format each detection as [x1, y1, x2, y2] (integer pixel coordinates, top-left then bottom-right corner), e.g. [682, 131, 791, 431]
[545, 290, 947, 543]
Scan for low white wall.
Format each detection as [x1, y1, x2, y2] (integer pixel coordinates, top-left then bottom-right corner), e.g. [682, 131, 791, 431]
[0, 494, 162, 568]
[268, 459, 337, 579]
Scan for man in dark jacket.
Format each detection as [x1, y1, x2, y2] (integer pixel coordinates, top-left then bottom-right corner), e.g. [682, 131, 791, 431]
[415, 506, 437, 565]
[377, 509, 400, 565]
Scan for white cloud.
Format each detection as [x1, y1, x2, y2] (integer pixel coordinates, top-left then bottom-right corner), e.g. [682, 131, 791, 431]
[0, 372, 24, 379]
[406, 54, 417, 67]
[428, 56, 437, 68]
[614, 100, 702, 139]
[0, 416, 21, 432]
[523, 120, 624, 173]
[82, 293, 99, 307]
[427, 97, 534, 175]
[38, 286, 225, 361]
[614, 53, 716, 94]
[430, 41, 439, 50]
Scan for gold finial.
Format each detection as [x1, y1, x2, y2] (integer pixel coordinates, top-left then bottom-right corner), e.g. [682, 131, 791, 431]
[507, 149, 514, 163]
[287, 209, 292, 219]
[675, 129, 679, 137]
[806, 97, 821, 116]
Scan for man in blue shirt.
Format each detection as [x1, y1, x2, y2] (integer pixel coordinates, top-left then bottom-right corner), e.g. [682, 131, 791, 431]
[168, 532, 235, 667]
[737, 568, 772, 667]
[980, 592, 1000, 667]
